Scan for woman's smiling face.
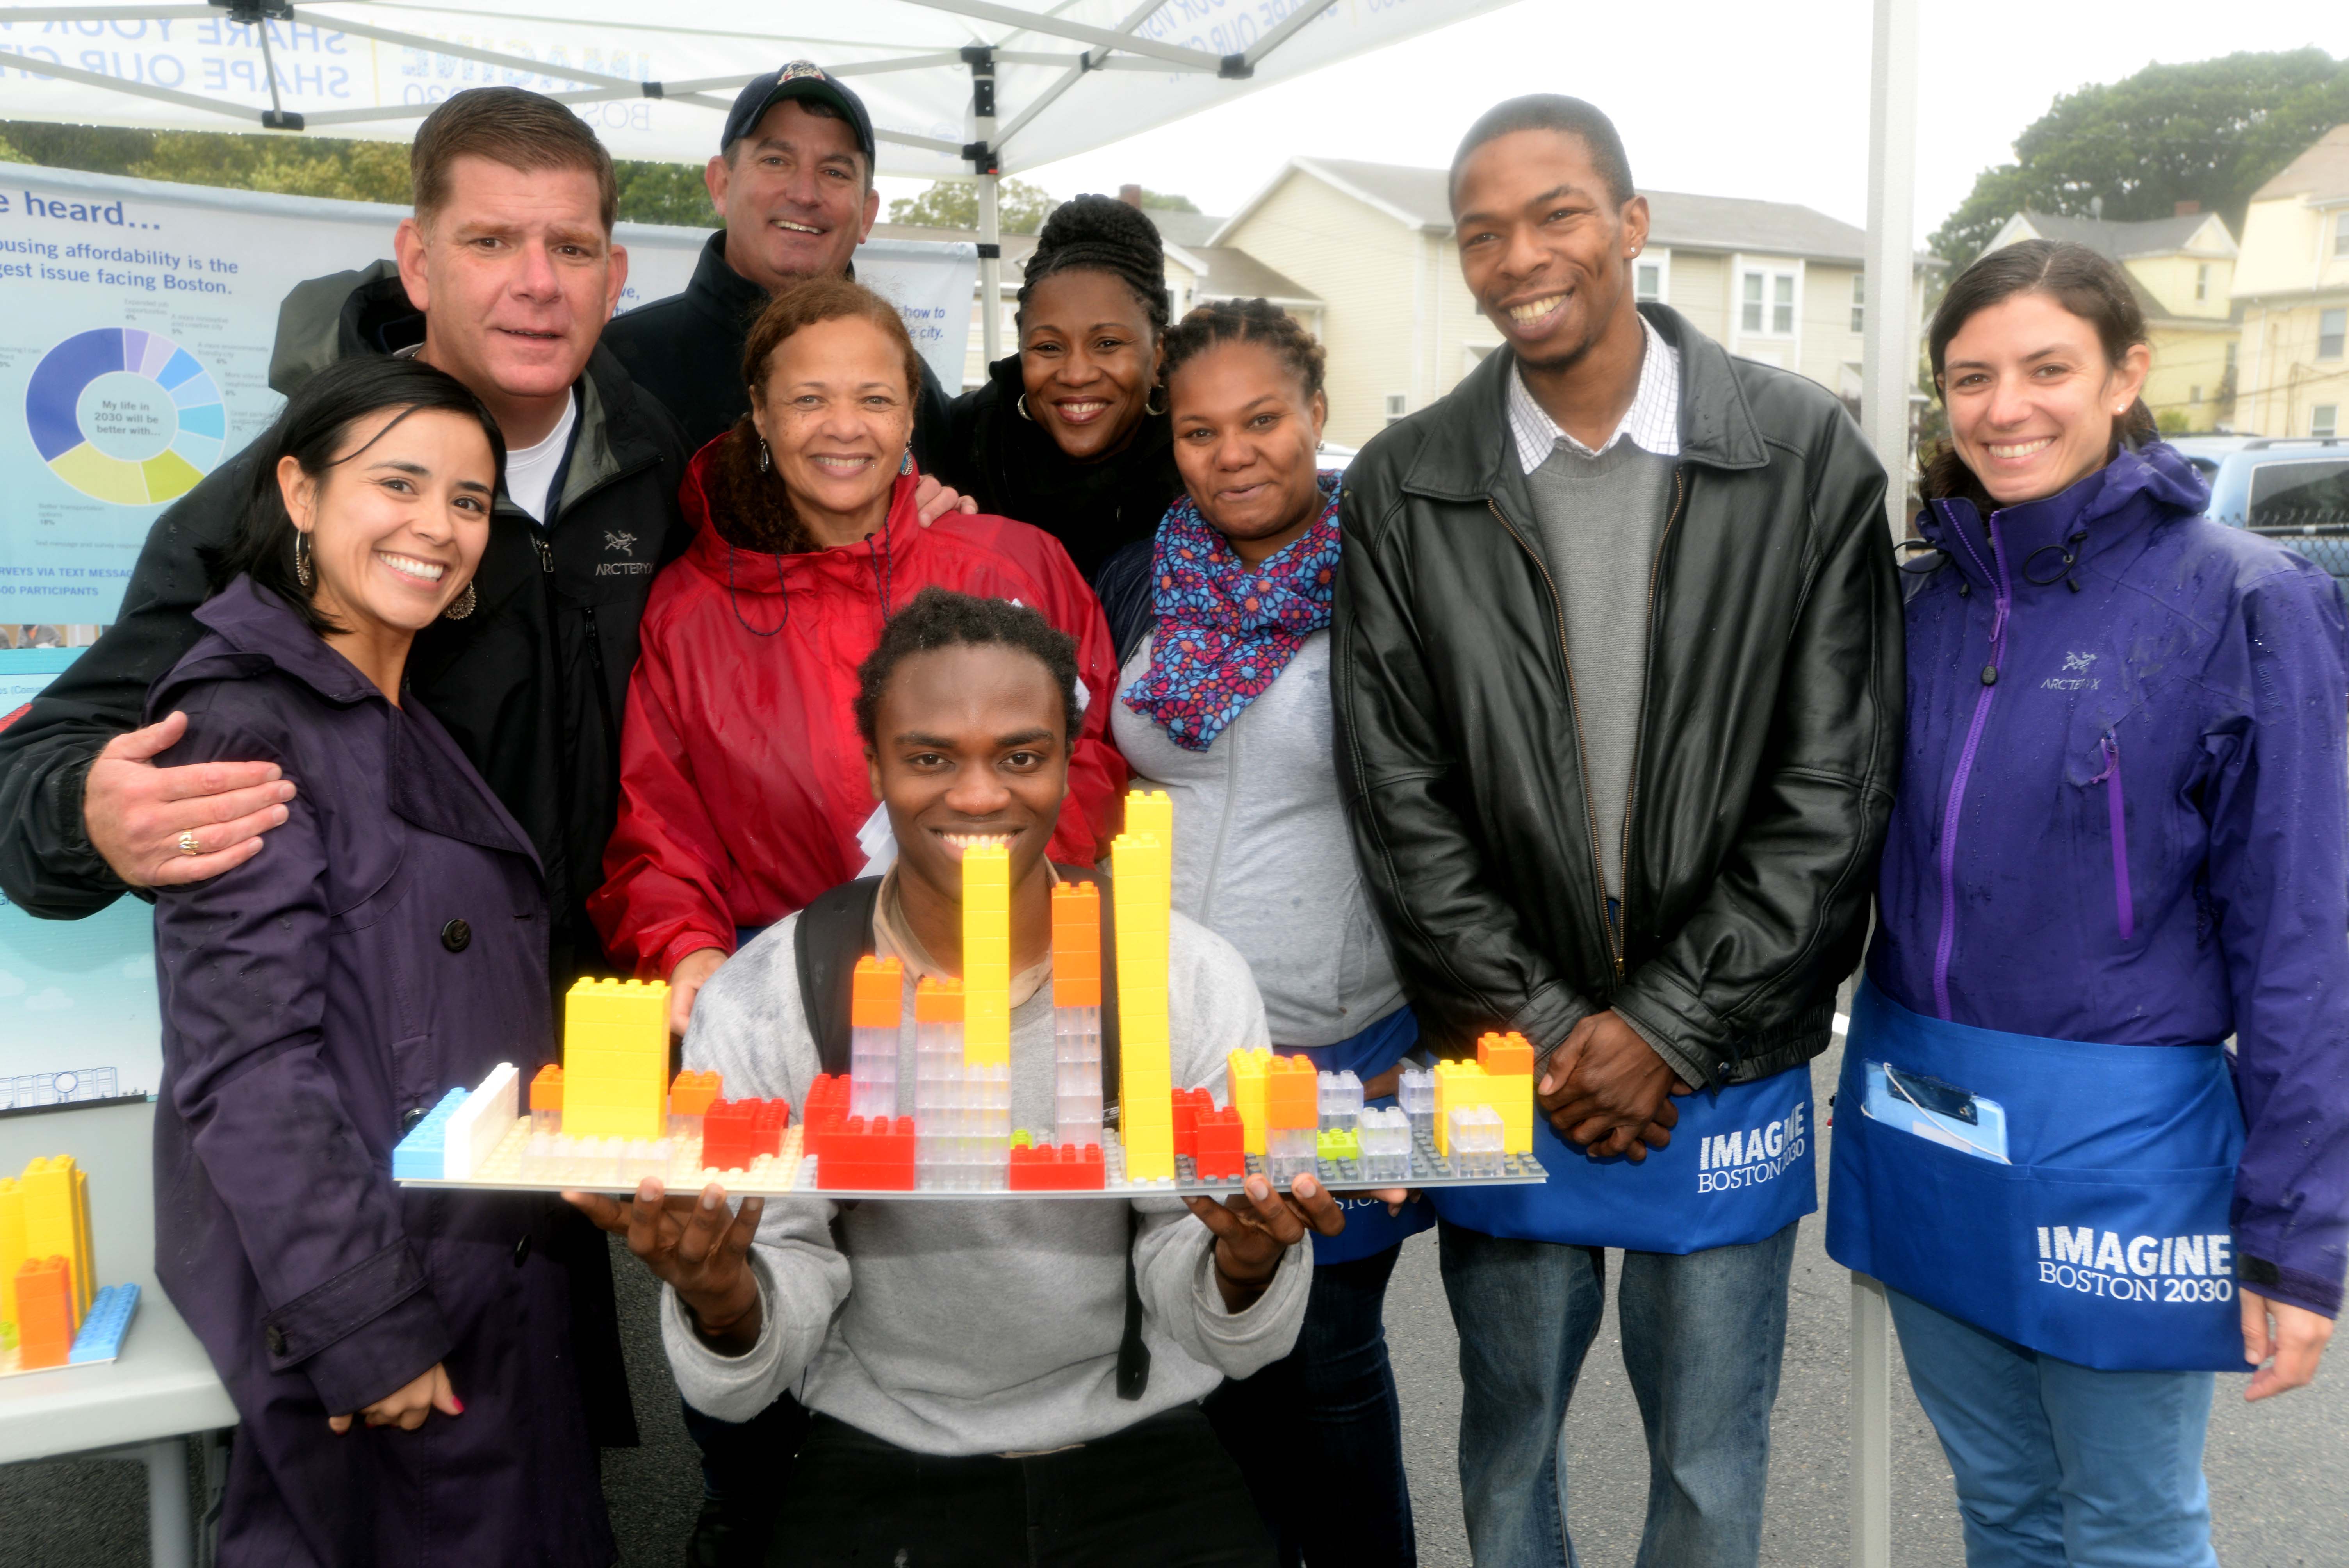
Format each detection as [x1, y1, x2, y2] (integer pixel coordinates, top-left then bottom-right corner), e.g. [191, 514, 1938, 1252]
[284, 404, 496, 637]
[1017, 268, 1161, 464]
[1941, 290, 2150, 507]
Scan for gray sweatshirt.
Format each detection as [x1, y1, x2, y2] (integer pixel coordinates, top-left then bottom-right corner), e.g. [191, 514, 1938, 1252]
[659, 905, 1312, 1455]
[1113, 631, 1405, 1047]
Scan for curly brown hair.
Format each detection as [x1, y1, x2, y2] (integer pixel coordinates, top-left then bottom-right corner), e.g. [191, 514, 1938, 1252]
[704, 277, 926, 553]
[1159, 297, 1327, 405]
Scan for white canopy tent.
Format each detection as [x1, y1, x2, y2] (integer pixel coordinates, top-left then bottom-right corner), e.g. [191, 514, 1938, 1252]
[0, 2, 1923, 1561]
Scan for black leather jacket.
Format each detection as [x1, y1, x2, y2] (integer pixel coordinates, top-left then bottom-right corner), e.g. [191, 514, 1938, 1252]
[1331, 306, 1902, 1089]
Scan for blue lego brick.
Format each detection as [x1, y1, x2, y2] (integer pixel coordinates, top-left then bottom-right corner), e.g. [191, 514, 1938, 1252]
[391, 1087, 470, 1180]
[69, 1282, 139, 1363]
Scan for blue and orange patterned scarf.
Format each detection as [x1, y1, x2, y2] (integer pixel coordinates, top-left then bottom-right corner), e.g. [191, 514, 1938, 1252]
[1123, 473, 1343, 751]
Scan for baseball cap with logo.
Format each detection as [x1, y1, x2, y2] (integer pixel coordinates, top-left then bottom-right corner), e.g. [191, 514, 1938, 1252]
[720, 61, 877, 164]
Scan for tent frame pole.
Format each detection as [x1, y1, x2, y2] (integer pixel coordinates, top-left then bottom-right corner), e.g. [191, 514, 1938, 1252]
[967, 47, 1003, 369]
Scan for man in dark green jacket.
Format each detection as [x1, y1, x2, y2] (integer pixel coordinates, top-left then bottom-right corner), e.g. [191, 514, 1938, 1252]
[1332, 97, 1901, 1568]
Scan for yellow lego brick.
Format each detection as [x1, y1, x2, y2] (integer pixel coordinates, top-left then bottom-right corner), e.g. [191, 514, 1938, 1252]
[1125, 789, 1174, 845]
[1124, 1148, 1175, 1181]
[563, 1105, 665, 1140]
[21, 1156, 93, 1324]
[0, 1178, 22, 1333]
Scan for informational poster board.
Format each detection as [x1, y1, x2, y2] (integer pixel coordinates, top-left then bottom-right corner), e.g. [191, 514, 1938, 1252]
[0, 162, 975, 1100]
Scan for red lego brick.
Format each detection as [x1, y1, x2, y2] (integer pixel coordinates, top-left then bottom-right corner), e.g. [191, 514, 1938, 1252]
[16, 1255, 75, 1370]
[816, 1115, 916, 1190]
[1170, 1087, 1214, 1160]
[1008, 1142, 1107, 1190]
[1192, 1107, 1246, 1180]
[702, 1096, 791, 1172]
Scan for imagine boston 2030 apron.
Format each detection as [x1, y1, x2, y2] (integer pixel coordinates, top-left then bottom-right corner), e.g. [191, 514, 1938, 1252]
[1827, 978, 2245, 1372]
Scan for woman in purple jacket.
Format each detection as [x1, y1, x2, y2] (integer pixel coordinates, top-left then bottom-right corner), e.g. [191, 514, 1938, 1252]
[148, 356, 611, 1565]
[1828, 239, 2346, 1566]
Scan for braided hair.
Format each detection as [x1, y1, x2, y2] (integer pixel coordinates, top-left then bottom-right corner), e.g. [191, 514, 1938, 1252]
[1017, 194, 1172, 339]
[1160, 298, 1327, 403]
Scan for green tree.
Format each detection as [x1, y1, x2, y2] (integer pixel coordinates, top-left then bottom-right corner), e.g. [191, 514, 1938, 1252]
[886, 176, 1055, 234]
[1135, 189, 1199, 213]
[1933, 48, 2349, 269]
[613, 161, 716, 227]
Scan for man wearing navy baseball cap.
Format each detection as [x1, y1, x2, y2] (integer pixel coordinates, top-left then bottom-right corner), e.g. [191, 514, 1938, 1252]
[603, 61, 955, 458]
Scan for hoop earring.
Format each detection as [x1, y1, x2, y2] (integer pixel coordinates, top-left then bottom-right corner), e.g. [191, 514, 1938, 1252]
[1016, 392, 1034, 422]
[1144, 390, 1167, 417]
[443, 582, 477, 621]
[758, 438, 772, 474]
[293, 531, 313, 588]
[900, 449, 913, 476]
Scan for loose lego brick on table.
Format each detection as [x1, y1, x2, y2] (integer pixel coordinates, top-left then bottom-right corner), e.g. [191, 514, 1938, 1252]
[14, 1256, 75, 1369]
[69, 1281, 139, 1364]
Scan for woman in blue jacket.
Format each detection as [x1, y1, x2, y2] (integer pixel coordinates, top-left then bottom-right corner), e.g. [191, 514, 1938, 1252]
[1828, 239, 2345, 1566]
[1114, 298, 1429, 1566]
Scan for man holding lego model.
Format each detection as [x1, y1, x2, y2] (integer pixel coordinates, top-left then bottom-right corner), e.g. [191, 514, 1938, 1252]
[1332, 96, 1901, 1566]
[573, 587, 1337, 1566]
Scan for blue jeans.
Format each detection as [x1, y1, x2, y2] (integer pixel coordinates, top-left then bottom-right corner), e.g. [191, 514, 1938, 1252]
[1438, 1217, 1797, 1568]
[1205, 1245, 1415, 1566]
[1887, 1288, 2219, 1568]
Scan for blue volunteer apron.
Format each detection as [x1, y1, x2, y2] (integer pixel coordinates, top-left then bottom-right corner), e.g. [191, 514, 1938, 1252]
[1826, 978, 2244, 1372]
[1293, 1007, 1436, 1264]
[1431, 1054, 1818, 1255]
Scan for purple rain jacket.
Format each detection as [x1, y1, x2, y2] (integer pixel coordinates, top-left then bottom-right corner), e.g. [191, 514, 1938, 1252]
[1867, 442, 2349, 1319]
[148, 578, 612, 1566]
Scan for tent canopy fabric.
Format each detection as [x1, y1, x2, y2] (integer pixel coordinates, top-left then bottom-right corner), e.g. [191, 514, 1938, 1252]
[0, 0, 1509, 176]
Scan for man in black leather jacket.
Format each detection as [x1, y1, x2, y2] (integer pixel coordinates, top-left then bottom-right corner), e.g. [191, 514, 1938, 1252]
[1333, 98, 1900, 1567]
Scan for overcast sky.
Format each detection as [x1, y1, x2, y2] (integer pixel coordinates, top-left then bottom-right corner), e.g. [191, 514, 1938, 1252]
[874, 0, 2348, 244]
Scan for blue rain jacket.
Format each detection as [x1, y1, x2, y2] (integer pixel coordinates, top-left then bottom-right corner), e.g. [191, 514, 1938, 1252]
[1866, 442, 2349, 1317]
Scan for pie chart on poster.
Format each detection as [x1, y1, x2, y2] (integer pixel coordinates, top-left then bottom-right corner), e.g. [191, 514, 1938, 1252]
[25, 328, 226, 505]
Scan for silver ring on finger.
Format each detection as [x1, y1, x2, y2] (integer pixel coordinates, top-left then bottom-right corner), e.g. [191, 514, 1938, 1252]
[178, 830, 203, 856]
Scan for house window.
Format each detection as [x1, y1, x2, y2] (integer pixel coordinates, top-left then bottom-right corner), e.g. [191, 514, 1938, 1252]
[1850, 272, 1866, 334]
[2195, 264, 2209, 302]
[1636, 264, 1661, 303]
[2317, 405, 2340, 440]
[2322, 308, 2347, 360]
[1742, 269, 1796, 335]
[1384, 393, 1408, 425]
[2337, 212, 2349, 257]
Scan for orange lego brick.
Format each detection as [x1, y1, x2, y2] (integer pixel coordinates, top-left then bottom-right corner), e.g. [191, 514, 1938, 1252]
[1265, 1055, 1318, 1128]
[15, 1256, 74, 1370]
[1478, 1031, 1536, 1077]
[914, 976, 964, 1023]
[528, 1064, 564, 1112]
[669, 1070, 722, 1117]
[852, 955, 904, 1029]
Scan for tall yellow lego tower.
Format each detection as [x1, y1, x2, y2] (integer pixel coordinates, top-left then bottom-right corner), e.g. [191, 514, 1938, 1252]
[961, 842, 1011, 1066]
[4, 1156, 94, 1333]
[563, 978, 671, 1140]
[1114, 790, 1176, 1180]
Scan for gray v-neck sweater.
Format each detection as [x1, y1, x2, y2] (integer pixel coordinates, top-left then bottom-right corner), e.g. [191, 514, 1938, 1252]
[1522, 440, 1677, 899]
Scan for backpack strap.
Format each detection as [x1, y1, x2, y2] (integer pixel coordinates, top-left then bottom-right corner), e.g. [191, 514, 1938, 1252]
[794, 877, 885, 1077]
[789, 866, 1150, 1399]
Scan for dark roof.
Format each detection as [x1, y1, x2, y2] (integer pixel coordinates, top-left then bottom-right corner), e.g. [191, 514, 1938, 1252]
[1187, 245, 1319, 303]
[1288, 157, 1868, 261]
[2014, 210, 2223, 258]
[1144, 208, 1226, 248]
[2252, 124, 2349, 202]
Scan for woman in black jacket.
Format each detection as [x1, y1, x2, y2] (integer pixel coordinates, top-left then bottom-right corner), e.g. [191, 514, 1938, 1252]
[935, 194, 1182, 639]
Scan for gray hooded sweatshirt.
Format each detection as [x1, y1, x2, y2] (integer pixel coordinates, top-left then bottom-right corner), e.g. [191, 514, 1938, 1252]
[659, 905, 1312, 1455]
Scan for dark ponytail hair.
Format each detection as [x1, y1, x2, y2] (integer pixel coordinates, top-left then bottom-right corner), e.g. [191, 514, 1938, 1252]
[1922, 239, 2157, 506]
[207, 355, 505, 634]
[1017, 194, 1171, 339]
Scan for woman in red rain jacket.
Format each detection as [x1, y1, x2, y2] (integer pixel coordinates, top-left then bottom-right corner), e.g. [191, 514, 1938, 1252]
[590, 277, 1125, 1034]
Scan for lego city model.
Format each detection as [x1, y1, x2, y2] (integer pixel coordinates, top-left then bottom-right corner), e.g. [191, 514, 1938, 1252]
[394, 791, 1548, 1201]
[1, 1153, 141, 1377]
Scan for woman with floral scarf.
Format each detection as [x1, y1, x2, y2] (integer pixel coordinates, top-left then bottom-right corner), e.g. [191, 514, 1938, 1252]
[1114, 299, 1428, 1568]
